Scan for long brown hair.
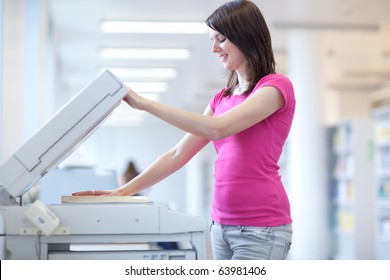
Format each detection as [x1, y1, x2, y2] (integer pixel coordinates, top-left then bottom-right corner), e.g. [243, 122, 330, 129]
[206, 0, 276, 96]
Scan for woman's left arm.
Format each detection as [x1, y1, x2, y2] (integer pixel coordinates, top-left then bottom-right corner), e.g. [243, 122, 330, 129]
[124, 86, 284, 141]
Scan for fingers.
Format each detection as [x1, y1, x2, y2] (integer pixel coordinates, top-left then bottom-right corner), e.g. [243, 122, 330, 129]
[72, 190, 98, 196]
[124, 92, 136, 107]
[123, 89, 143, 109]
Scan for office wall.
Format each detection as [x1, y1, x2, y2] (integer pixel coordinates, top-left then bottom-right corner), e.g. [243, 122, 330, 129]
[324, 90, 373, 125]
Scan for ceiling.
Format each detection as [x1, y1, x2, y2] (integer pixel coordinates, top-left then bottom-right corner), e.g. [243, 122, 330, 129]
[47, 0, 390, 126]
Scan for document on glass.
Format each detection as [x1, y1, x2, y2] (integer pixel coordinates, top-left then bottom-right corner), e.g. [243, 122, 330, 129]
[61, 195, 150, 204]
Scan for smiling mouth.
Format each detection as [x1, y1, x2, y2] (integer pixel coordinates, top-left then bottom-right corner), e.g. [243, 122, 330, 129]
[219, 54, 227, 62]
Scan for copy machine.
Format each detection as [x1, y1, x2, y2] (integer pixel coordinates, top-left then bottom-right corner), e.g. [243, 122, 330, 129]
[0, 70, 208, 260]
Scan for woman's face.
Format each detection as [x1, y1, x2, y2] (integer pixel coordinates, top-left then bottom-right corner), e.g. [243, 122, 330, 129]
[209, 28, 246, 72]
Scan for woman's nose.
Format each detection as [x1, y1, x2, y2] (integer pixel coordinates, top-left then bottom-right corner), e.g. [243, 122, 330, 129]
[212, 41, 220, 53]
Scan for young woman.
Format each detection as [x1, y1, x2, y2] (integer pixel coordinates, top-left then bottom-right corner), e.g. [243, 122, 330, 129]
[73, 0, 295, 260]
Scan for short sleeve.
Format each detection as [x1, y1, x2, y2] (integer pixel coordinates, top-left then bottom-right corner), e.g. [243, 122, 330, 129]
[210, 89, 226, 112]
[253, 74, 295, 111]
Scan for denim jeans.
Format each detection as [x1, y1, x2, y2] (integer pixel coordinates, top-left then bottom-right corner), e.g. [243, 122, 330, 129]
[210, 221, 292, 260]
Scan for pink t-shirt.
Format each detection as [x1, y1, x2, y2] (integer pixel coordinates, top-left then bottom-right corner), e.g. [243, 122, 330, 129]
[210, 74, 295, 226]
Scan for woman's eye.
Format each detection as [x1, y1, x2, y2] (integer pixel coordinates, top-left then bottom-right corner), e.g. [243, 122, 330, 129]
[219, 38, 226, 43]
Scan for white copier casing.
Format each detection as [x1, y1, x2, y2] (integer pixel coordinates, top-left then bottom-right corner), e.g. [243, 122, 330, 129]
[0, 70, 208, 260]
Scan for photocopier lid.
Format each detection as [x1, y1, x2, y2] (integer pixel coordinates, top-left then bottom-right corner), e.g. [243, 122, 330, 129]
[0, 70, 129, 201]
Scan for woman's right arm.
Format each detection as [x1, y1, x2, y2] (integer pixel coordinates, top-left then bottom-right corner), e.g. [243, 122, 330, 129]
[72, 105, 213, 197]
[114, 131, 210, 196]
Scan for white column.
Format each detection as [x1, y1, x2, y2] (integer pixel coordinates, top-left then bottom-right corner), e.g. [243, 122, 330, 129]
[287, 30, 330, 259]
[1, 0, 51, 162]
[1, 0, 25, 160]
[0, 0, 3, 162]
[23, 0, 50, 139]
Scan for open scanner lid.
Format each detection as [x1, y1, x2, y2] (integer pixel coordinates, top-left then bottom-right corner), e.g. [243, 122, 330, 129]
[0, 70, 129, 201]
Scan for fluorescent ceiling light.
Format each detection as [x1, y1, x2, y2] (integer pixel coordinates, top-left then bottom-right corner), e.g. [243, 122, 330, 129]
[102, 67, 177, 79]
[126, 82, 168, 93]
[100, 48, 190, 60]
[273, 21, 379, 31]
[101, 21, 208, 34]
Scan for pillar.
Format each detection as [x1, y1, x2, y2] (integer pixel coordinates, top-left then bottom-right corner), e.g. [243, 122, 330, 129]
[287, 30, 330, 259]
[1, 0, 25, 161]
[1, 0, 51, 162]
